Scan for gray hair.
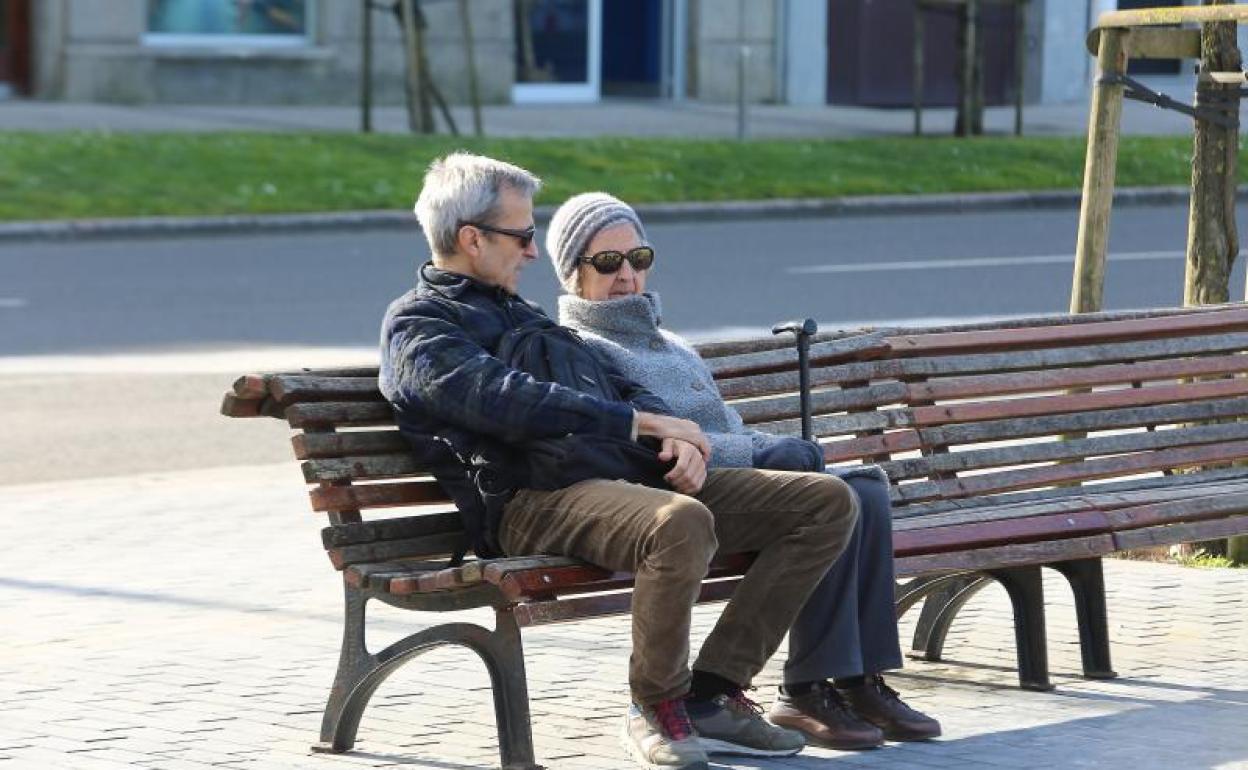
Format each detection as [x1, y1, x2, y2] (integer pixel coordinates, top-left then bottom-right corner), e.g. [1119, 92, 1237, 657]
[413, 153, 542, 259]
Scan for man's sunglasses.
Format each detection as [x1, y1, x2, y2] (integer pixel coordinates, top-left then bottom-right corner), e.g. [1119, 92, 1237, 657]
[577, 246, 656, 274]
[459, 221, 536, 248]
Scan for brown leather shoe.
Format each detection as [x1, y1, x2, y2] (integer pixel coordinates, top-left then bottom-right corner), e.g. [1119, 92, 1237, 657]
[768, 682, 884, 750]
[838, 675, 941, 742]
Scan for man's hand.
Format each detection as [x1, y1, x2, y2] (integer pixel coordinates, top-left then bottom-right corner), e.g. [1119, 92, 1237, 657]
[636, 413, 711, 461]
[659, 438, 708, 495]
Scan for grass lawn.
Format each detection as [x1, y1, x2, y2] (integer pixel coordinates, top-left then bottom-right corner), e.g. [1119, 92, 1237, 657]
[0, 132, 1229, 221]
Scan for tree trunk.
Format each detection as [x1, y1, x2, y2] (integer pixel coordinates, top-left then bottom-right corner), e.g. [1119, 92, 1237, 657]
[1185, 4, 1240, 306]
[954, 0, 984, 136]
[1184, 0, 1244, 563]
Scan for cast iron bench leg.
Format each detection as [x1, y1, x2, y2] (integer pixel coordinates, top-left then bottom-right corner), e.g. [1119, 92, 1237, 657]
[904, 568, 1053, 691]
[895, 573, 970, 619]
[987, 566, 1054, 692]
[1051, 557, 1117, 679]
[313, 584, 541, 770]
[907, 575, 992, 662]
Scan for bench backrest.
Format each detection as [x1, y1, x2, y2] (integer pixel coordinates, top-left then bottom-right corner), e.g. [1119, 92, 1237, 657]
[221, 303, 1248, 569]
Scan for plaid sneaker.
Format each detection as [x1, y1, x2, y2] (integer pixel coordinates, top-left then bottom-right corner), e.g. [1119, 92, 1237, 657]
[687, 689, 805, 757]
[620, 699, 710, 770]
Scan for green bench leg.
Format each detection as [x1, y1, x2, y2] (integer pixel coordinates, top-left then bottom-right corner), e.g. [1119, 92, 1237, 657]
[314, 585, 541, 770]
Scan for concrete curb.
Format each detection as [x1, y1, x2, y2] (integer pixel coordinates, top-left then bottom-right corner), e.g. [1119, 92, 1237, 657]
[0, 185, 1212, 243]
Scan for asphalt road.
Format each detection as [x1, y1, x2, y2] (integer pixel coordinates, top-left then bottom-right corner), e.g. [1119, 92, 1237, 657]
[3, 202, 1245, 484]
[4, 202, 1246, 355]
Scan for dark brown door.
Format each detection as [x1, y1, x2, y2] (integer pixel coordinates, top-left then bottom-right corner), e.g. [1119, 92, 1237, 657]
[0, 0, 32, 95]
[827, 0, 1018, 107]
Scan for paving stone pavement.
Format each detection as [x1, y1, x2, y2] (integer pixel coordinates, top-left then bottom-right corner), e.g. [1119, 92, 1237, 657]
[2, 464, 1247, 770]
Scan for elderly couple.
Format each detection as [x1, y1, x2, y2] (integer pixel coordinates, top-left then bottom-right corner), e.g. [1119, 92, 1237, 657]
[380, 153, 939, 770]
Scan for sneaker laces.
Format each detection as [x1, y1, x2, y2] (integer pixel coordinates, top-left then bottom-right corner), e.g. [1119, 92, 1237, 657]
[653, 698, 695, 741]
[725, 687, 765, 717]
[870, 675, 902, 702]
[814, 681, 854, 717]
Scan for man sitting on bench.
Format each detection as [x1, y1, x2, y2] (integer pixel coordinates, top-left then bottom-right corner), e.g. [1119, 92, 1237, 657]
[379, 152, 860, 770]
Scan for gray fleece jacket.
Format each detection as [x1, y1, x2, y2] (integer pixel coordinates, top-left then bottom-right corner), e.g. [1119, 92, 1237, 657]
[558, 291, 797, 468]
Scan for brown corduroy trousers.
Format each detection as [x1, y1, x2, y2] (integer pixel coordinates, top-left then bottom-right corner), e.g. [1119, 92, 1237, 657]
[500, 468, 859, 706]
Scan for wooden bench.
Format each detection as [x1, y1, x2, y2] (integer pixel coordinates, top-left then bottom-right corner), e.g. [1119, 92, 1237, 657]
[221, 302, 1248, 770]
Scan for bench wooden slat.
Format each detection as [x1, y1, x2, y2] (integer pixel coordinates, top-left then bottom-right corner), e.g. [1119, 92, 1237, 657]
[827, 397, 1248, 463]
[286, 401, 394, 428]
[766, 377, 1248, 437]
[327, 531, 468, 570]
[514, 578, 743, 627]
[232, 374, 271, 399]
[736, 355, 1248, 429]
[893, 510, 1113, 557]
[783, 332, 1248, 394]
[825, 432, 924, 463]
[913, 353, 1248, 403]
[345, 559, 453, 590]
[309, 479, 449, 512]
[896, 439, 1248, 503]
[885, 305, 1248, 356]
[894, 533, 1117, 576]
[910, 377, 1248, 428]
[491, 553, 756, 601]
[293, 430, 410, 460]
[894, 478, 1248, 531]
[879, 421, 1248, 482]
[271, 375, 385, 404]
[321, 512, 464, 548]
[702, 333, 889, 378]
[220, 393, 264, 418]
[303, 454, 424, 483]
[733, 381, 908, 424]
[1104, 491, 1248, 530]
[895, 466, 1248, 518]
[1112, 515, 1248, 551]
[922, 396, 1248, 449]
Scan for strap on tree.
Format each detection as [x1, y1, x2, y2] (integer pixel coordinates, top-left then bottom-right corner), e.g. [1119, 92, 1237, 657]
[1098, 72, 1240, 129]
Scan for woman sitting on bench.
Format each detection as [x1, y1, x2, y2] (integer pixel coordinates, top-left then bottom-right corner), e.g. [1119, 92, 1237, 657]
[548, 192, 942, 750]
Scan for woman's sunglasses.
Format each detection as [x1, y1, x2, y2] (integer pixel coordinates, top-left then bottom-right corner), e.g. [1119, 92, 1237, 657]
[577, 246, 656, 274]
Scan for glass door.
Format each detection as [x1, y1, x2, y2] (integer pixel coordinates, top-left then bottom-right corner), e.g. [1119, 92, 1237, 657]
[512, 0, 602, 103]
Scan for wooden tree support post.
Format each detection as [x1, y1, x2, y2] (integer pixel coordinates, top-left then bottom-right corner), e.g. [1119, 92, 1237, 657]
[458, 0, 483, 137]
[360, 0, 373, 133]
[398, 0, 434, 134]
[956, 0, 980, 137]
[1071, 27, 1128, 315]
[913, 5, 925, 136]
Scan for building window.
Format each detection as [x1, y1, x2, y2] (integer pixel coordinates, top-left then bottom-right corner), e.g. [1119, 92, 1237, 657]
[515, 0, 590, 84]
[146, 0, 310, 45]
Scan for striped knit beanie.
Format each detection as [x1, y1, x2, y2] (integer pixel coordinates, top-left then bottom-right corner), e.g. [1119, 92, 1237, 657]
[546, 192, 647, 285]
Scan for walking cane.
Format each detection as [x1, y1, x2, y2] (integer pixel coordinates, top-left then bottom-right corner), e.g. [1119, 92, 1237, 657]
[772, 318, 818, 441]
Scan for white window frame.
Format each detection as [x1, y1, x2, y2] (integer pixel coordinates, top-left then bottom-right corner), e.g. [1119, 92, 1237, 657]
[512, 0, 602, 104]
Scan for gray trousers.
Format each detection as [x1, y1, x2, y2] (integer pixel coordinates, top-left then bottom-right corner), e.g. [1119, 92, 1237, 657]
[783, 472, 904, 684]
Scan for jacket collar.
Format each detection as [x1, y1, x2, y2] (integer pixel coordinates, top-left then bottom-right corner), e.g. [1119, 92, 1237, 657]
[418, 261, 515, 302]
